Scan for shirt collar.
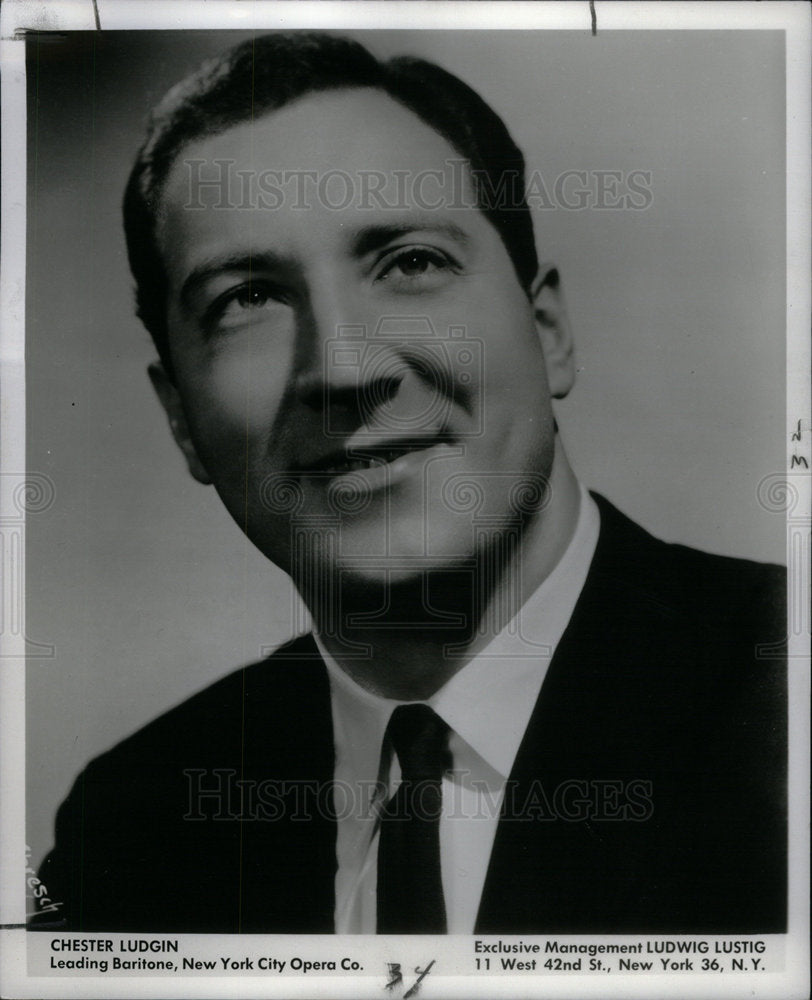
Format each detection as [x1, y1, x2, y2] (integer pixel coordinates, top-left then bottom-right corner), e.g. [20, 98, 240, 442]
[317, 484, 600, 784]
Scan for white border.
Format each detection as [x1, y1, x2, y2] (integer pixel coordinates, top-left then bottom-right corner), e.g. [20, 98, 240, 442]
[0, 0, 29, 947]
[1, 2, 809, 998]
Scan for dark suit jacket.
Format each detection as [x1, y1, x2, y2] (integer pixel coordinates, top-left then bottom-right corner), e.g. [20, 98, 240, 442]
[30, 495, 787, 933]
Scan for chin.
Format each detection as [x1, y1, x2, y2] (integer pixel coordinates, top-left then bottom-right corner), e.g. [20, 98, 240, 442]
[332, 561, 424, 590]
[340, 510, 476, 562]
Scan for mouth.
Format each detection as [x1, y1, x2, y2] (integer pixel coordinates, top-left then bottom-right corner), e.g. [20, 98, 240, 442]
[302, 434, 453, 477]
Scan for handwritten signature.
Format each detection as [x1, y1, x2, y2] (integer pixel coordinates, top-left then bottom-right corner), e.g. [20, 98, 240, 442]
[25, 844, 62, 918]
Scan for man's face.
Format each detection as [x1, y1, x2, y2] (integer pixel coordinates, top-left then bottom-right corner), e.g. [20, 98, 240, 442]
[157, 88, 567, 587]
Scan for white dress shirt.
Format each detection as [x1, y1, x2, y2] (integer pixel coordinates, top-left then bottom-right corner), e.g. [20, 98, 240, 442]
[316, 485, 600, 933]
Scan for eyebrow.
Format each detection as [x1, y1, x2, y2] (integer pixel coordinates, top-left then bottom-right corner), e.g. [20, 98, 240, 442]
[351, 221, 470, 258]
[179, 221, 471, 311]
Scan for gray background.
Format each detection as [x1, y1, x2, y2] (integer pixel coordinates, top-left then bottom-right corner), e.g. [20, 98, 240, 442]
[26, 30, 786, 868]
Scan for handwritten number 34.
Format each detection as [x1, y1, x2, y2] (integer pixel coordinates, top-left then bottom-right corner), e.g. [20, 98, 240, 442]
[386, 960, 435, 997]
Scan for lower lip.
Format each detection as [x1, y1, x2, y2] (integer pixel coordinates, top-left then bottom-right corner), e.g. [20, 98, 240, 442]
[324, 443, 454, 495]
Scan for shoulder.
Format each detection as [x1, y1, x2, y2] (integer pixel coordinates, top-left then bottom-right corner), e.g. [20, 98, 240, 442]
[32, 634, 333, 931]
[589, 491, 785, 632]
[567, 493, 787, 763]
[79, 632, 329, 787]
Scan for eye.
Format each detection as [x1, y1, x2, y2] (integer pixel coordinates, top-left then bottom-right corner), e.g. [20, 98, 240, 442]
[234, 285, 273, 309]
[376, 247, 456, 292]
[206, 280, 290, 329]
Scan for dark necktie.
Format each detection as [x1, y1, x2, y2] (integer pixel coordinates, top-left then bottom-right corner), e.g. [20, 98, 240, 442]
[376, 704, 451, 934]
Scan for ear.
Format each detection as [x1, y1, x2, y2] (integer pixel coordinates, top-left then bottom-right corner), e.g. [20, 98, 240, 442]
[531, 264, 575, 400]
[148, 361, 212, 485]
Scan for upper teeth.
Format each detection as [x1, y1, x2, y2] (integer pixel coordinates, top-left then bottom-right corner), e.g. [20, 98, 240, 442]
[326, 443, 428, 473]
[326, 457, 378, 474]
[325, 450, 405, 474]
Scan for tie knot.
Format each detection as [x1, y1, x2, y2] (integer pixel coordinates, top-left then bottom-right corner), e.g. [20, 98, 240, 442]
[386, 704, 451, 783]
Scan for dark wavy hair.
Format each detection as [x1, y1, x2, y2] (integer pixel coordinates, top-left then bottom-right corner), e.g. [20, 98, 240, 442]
[123, 32, 540, 376]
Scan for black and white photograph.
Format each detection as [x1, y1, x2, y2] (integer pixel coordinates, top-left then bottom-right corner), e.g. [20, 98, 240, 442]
[1, 2, 809, 998]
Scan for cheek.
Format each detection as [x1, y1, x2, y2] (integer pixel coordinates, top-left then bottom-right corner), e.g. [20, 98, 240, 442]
[177, 350, 291, 472]
[470, 302, 547, 402]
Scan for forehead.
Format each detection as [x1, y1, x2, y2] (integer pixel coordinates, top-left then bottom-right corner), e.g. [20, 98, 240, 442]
[159, 86, 473, 216]
[228, 87, 453, 166]
[157, 87, 484, 281]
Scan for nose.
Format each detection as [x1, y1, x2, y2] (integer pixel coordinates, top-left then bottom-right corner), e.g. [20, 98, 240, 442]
[294, 284, 402, 425]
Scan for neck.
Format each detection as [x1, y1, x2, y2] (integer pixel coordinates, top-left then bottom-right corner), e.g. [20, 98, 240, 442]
[308, 441, 581, 700]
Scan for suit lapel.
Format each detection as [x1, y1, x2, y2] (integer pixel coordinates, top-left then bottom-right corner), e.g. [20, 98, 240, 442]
[475, 495, 666, 932]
